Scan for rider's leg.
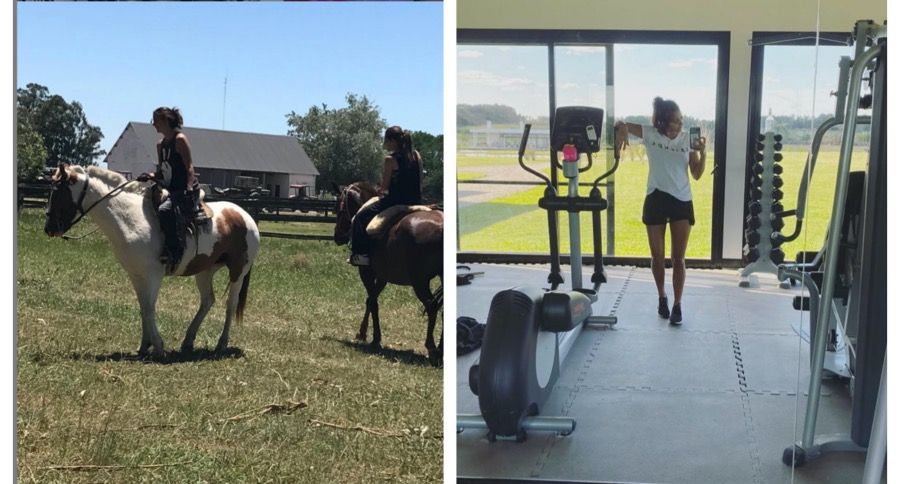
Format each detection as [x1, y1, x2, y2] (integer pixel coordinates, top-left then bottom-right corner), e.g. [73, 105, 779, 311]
[350, 200, 384, 259]
[158, 197, 183, 266]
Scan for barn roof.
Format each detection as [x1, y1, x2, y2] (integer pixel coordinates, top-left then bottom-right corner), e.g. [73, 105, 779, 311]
[105, 122, 319, 175]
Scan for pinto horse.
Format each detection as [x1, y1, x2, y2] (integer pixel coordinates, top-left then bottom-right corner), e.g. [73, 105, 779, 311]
[334, 182, 443, 365]
[44, 163, 260, 357]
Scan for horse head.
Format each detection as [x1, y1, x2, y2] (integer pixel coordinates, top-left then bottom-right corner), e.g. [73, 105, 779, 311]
[44, 163, 88, 237]
[333, 182, 378, 246]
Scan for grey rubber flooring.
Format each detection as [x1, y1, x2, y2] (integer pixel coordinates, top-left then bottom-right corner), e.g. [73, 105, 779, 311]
[456, 264, 883, 484]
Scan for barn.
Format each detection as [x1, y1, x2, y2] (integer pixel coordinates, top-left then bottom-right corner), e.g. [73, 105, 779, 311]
[104, 122, 319, 198]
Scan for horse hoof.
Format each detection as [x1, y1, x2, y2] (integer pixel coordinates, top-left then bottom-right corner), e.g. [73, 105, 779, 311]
[180, 343, 194, 354]
[428, 351, 443, 367]
[215, 343, 228, 353]
[355, 333, 367, 342]
[369, 341, 381, 350]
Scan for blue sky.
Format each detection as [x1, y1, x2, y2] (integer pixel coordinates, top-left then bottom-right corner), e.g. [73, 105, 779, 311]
[17, 2, 443, 160]
[457, 43, 853, 121]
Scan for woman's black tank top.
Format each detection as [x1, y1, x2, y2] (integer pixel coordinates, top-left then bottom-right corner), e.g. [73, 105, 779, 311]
[384, 152, 421, 205]
[159, 131, 188, 192]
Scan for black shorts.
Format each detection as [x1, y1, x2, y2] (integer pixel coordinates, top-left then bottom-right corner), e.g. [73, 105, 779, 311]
[642, 189, 695, 226]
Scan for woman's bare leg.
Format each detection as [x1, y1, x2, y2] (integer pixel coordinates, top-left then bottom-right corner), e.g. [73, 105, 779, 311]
[669, 220, 691, 305]
[646, 224, 667, 298]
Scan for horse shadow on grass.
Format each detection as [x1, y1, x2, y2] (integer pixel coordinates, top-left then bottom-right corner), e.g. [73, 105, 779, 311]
[69, 346, 245, 365]
[322, 336, 436, 367]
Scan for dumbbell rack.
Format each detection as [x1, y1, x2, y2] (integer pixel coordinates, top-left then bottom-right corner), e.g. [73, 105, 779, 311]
[739, 131, 789, 288]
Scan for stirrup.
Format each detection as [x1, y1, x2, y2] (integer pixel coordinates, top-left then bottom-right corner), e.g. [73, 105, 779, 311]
[348, 254, 370, 266]
[160, 251, 182, 273]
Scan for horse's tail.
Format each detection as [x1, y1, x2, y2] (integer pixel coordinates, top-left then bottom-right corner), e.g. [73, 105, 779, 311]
[236, 267, 252, 324]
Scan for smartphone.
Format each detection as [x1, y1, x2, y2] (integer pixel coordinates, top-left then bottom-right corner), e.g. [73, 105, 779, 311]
[585, 124, 599, 151]
[690, 127, 701, 149]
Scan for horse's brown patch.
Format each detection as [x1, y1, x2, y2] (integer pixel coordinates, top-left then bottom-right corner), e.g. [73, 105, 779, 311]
[182, 207, 248, 281]
[201, 202, 214, 220]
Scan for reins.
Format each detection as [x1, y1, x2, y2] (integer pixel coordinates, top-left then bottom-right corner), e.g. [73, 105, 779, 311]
[60, 173, 137, 241]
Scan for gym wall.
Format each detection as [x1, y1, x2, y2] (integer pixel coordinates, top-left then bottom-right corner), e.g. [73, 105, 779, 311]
[457, 0, 887, 259]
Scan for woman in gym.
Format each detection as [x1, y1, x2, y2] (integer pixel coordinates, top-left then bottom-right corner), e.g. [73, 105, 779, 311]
[348, 125, 423, 266]
[614, 97, 706, 325]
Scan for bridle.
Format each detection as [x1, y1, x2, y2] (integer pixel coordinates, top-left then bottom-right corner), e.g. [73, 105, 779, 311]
[48, 169, 137, 240]
[339, 185, 361, 220]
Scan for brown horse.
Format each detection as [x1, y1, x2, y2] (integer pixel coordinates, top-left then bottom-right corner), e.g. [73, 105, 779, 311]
[334, 182, 443, 365]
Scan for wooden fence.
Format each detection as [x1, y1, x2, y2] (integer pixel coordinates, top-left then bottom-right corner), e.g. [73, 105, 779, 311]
[18, 183, 337, 241]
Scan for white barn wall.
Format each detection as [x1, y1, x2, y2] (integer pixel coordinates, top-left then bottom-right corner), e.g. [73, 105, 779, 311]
[105, 125, 157, 179]
[458, 0, 886, 259]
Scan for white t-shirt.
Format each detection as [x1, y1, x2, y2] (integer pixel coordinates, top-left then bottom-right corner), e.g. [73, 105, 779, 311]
[641, 124, 692, 202]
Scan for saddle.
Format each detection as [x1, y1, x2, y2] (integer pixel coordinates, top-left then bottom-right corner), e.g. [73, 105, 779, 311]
[361, 198, 433, 240]
[150, 184, 213, 251]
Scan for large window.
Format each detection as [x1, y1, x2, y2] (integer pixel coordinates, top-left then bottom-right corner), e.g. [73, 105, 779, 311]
[457, 31, 727, 263]
[749, 34, 871, 260]
[457, 44, 550, 254]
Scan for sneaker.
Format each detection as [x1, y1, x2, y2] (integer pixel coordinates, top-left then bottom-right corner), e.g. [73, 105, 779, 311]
[669, 303, 682, 325]
[657, 296, 670, 319]
[348, 254, 370, 266]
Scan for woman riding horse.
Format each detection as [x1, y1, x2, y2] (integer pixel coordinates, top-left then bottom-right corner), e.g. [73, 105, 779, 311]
[348, 126, 424, 266]
[137, 106, 200, 272]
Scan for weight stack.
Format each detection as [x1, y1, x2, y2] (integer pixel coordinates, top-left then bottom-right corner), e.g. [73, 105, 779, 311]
[740, 132, 789, 288]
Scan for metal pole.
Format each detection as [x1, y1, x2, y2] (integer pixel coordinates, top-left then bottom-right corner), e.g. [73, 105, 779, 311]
[860, 357, 886, 484]
[800, 40, 881, 449]
[605, 47, 616, 255]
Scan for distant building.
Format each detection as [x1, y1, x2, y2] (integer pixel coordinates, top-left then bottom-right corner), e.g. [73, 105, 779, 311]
[466, 121, 551, 150]
[104, 122, 318, 198]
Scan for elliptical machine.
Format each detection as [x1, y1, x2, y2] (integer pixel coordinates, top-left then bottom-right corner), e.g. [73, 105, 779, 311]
[457, 106, 620, 442]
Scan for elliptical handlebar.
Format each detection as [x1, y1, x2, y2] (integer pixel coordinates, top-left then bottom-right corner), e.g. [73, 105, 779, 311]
[578, 152, 593, 173]
[591, 148, 620, 190]
[518, 124, 553, 187]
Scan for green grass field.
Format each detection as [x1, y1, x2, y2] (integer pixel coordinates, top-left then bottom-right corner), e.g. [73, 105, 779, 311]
[457, 147, 868, 260]
[16, 209, 442, 483]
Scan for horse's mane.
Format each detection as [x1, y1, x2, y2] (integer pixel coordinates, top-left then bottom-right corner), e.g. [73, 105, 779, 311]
[351, 181, 378, 198]
[84, 165, 146, 194]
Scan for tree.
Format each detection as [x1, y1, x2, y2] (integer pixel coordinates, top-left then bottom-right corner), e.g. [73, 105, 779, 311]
[457, 104, 523, 127]
[17, 118, 48, 181]
[16, 83, 105, 168]
[412, 131, 443, 202]
[286, 94, 386, 190]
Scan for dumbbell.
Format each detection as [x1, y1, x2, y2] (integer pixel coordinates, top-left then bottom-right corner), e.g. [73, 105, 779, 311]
[770, 232, 785, 248]
[746, 215, 762, 230]
[773, 153, 783, 162]
[772, 188, 784, 200]
[745, 229, 761, 246]
[773, 134, 783, 142]
[772, 163, 783, 174]
[771, 215, 785, 231]
[750, 175, 763, 188]
[748, 201, 762, 216]
[744, 245, 760, 263]
[770, 248, 785, 264]
[773, 176, 784, 188]
[773, 142, 783, 151]
[750, 187, 763, 200]
[752, 163, 764, 175]
[771, 201, 784, 214]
